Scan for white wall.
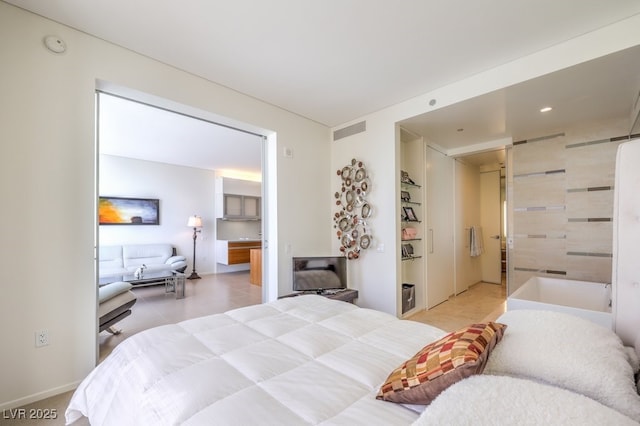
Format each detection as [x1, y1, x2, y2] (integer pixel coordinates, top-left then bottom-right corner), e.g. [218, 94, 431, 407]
[0, 3, 330, 409]
[99, 155, 218, 274]
[330, 121, 398, 314]
[331, 13, 640, 317]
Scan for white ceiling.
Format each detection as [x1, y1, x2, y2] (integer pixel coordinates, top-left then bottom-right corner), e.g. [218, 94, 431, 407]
[7, 0, 640, 169]
[401, 44, 640, 165]
[401, 45, 640, 150]
[99, 93, 263, 175]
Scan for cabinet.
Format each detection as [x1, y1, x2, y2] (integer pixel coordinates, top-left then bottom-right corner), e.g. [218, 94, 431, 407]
[250, 248, 262, 285]
[215, 177, 261, 220]
[222, 194, 261, 220]
[216, 240, 262, 265]
[425, 146, 454, 309]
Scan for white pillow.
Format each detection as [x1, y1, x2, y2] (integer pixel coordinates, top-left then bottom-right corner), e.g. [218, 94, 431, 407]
[484, 309, 640, 422]
[413, 375, 639, 426]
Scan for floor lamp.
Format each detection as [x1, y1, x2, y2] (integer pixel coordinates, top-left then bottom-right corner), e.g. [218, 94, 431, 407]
[187, 215, 202, 280]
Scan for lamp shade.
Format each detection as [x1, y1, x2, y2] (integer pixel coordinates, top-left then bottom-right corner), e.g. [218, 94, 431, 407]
[187, 215, 202, 227]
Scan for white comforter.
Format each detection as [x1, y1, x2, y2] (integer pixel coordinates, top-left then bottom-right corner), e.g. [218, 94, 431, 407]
[66, 295, 445, 425]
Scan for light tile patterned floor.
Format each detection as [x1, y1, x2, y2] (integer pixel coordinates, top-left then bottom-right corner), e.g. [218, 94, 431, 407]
[407, 281, 507, 332]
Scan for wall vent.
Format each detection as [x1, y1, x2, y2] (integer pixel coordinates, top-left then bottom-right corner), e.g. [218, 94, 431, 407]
[333, 121, 366, 141]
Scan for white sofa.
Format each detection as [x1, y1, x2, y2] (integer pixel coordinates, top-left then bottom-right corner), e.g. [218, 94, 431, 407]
[99, 244, 187, 278]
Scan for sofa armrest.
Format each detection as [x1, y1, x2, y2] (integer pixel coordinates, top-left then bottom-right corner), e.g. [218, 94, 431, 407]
[166, 255, 186, 265]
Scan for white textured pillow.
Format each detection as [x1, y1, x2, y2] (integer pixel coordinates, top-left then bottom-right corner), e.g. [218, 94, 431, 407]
[484, 309, 640, 422]
[413, 375, 639, 426]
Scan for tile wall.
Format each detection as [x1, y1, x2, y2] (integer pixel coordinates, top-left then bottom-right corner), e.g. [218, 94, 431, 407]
[510, 120, 639, 291]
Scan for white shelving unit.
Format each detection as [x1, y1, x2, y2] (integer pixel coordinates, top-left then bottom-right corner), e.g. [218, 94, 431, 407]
[399, 129, 426, 317]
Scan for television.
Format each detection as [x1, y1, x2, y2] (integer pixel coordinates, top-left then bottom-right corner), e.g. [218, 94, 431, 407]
[292, 256, 347, 293]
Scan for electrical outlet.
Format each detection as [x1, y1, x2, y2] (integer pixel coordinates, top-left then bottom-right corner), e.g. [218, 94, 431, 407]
[35, 330, 49, 347]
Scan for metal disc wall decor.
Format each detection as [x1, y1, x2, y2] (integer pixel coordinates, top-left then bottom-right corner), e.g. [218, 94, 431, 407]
[334, 158, 373, 259]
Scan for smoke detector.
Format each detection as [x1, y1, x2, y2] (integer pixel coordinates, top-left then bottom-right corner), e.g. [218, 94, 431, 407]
[43, 35, 66, 54]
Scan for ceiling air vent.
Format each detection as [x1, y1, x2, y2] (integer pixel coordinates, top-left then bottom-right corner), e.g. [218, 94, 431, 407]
[333, 121, 366, 141]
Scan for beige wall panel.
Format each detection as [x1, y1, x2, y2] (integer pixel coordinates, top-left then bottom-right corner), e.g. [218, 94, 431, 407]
[566, 141, 622, 188]
[566, 222, 613, 254]
[566, 256, 612, 283]
[566, 190, 614, 219]
[509, 119, 628, 298]
[513, 174, 566, 208]
[511, 238, 566, 271]
[513, 138, 566, 175]
[513, 210, 566, 236]
[563, 118, 627, 143]
[510, 270, 537, 293]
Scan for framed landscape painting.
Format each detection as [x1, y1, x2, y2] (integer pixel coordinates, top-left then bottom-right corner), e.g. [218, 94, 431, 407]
[99, 196, 160, 225]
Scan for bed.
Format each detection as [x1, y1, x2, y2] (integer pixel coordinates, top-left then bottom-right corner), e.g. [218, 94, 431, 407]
[66, 295, 640, 425]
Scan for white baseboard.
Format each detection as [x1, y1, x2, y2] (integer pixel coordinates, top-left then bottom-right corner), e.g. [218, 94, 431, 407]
[0, 381, 81, 412]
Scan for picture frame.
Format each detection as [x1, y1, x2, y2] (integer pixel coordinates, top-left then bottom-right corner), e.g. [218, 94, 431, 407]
[401, 190, 411, 202]
[99, 196, 160, 225]
[403, 206, 418, 222]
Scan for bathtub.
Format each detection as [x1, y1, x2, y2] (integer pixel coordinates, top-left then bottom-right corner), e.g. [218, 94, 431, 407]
[507, 276, 612, 329]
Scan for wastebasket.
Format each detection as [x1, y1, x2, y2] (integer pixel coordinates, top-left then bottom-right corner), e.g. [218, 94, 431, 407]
[402, 283, 415, 313]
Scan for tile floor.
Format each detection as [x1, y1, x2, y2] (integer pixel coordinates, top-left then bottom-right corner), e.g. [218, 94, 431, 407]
[9, 273, 506, 426]
[407, 281, 507, 332]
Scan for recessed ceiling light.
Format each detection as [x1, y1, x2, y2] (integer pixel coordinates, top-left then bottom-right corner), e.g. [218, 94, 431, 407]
[540, 106, 553, 113]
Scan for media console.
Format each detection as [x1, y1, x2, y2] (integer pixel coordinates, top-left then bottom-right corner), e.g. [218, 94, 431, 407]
[279, 288, 358, 304]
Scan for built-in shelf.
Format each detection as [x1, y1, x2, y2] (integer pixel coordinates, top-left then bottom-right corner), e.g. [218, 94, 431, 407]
[400, 132, 426, 317]
[402, 255, 423, 261]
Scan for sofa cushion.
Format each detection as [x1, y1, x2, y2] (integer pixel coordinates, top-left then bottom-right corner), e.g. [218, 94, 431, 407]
[98, 281, 133, 303]
[122, 244, 173, 268]
[98, 289, 136, 319]
[99, 245, 124, 269]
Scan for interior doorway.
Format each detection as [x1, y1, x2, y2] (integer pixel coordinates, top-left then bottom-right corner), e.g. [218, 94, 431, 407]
[95, 86, 270, 359]
[457, 149, 506, 286]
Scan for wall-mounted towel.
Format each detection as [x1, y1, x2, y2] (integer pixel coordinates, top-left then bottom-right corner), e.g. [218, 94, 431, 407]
[470, 226, 484, 257]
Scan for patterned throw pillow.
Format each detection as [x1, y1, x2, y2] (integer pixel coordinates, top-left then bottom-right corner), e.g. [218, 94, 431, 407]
[376, 322, 506, 405]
